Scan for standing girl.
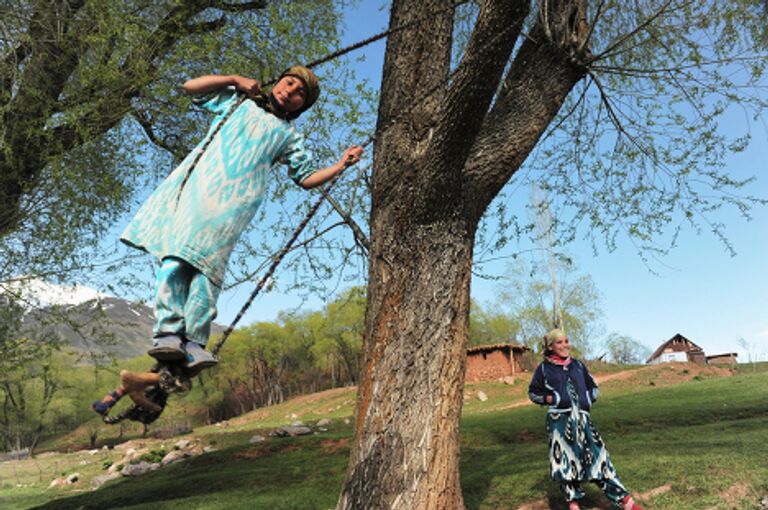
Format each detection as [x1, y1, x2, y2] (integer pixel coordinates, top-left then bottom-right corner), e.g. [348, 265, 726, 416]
[528, 329, 645, 510]
[121, 66, 363, 372]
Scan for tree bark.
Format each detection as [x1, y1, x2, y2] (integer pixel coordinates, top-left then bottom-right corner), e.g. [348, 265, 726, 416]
[338, 217, 474, 509]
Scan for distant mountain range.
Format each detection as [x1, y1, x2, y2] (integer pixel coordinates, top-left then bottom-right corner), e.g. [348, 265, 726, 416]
[6, 278, 224, 360]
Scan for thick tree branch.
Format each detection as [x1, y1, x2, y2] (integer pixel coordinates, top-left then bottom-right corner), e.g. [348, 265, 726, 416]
[372, 0, 455, 202]
[416, 0, 529, 213]
[463, 15, 589, 220]
[214, 1, 268, 12]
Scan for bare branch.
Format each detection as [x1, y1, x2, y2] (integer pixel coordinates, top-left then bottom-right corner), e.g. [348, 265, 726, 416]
[132, 111, 189, 161]
[592, 0, 688, 62]
[418, 0, 529, 209]
[462, 15, 588, 219]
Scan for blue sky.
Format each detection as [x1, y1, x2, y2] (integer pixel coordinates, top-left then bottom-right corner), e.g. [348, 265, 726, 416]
[161, 1, 768, 362]
[224, 1, 766, 359]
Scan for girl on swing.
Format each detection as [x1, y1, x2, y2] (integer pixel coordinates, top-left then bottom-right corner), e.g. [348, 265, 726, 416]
[528, 329, 645, 510]
[121, 66, 364, 372]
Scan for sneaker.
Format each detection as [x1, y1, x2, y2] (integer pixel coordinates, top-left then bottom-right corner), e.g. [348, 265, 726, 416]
[148, 334, 186, 362]
[184, 342, 218, 372]
[622, 495, 644, 510]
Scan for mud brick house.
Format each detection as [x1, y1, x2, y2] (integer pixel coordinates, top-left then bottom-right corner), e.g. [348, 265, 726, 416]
[465, 343, 530, 383]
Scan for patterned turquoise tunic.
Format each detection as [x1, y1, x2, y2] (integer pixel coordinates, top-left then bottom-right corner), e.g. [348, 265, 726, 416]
[121, 88, 315, 286]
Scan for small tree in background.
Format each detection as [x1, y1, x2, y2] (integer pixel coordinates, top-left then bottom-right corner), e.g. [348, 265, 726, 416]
[605, 332, 650, 364]
[468, 301, 521, 347]
[497, 258, 604, 358]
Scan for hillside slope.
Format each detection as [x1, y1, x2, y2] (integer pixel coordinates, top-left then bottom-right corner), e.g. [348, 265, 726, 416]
[3, 363, 764, 510]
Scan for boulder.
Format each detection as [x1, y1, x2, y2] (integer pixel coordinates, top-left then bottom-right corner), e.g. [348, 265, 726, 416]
[92, 474, 120, 489]
[271, 425, 313, 437]
[120, 461, 158, 477]
[161, 450, 189, 466]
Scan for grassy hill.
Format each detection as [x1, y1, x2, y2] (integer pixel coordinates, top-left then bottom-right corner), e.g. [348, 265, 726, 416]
[1, 362, 766, 509]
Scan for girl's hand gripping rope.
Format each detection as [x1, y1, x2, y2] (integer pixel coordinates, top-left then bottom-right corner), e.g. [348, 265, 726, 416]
[232, 75, 262, 98]
[341, 145, 364, 168]
[300, 144, 364, 189]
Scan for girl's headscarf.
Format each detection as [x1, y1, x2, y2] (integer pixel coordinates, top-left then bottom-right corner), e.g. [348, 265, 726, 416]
[253, 65, 320, 120]
[542, 328, 571, 365]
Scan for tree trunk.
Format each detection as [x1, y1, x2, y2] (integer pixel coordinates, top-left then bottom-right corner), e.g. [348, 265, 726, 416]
[338, 215, 474, 509]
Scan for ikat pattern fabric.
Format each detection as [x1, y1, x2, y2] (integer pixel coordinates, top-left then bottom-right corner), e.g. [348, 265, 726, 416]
[546, 380, 629, 504]
[121, 87, 314, 286]
[153, 257, 220, 346]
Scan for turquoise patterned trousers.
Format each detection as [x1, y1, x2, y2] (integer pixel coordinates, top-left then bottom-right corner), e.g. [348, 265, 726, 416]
[154, 257, 221, 346]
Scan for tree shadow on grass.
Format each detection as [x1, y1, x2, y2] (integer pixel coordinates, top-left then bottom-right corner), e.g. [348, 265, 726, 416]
[29, 439, 348, 510]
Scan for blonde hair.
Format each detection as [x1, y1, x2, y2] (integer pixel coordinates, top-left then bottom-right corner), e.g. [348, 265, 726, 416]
[542, 328, 567, 356]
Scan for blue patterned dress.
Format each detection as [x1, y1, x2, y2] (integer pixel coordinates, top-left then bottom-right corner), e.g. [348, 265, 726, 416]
[543, 362, 630, 504]
[121, 87, 315, 287]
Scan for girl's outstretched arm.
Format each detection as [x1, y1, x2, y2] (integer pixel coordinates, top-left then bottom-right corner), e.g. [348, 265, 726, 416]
[183, 75, 261, 97]
[300, 145, 364, 189]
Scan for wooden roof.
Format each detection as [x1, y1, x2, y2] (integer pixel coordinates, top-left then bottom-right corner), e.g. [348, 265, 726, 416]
[646, 333, 704, 363]
[467, 343, 530, 354]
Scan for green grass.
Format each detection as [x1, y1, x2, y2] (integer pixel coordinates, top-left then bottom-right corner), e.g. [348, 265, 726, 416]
[2, 366, 766, 509]
[460, 370, 768, 509]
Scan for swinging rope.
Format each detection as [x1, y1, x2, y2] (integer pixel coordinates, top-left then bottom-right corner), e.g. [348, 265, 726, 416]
[212, 164, 351, 356]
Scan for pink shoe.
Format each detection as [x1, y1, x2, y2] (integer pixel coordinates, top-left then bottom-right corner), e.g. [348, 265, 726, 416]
[622, 495, 645, 510]
[568, 501, 580, 510]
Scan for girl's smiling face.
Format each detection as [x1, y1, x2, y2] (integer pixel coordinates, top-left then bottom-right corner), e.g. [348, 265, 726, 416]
[271, 75, 307, 113]
[550, 335, 571, 358]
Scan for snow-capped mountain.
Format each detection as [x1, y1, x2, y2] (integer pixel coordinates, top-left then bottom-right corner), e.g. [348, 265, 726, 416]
[2, 277, 110, 310]
[5, 278, 223, 360]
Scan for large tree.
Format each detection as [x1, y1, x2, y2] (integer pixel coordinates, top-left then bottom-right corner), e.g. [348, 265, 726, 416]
[337, 1, 766, 508]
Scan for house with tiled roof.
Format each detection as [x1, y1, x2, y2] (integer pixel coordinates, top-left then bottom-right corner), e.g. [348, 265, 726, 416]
[646, 333, 707, 365]
[646, 333, 738, 365]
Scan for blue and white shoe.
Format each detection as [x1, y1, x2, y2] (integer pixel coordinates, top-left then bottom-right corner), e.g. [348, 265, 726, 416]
[184, 342, 218, 373]
[147, 335, 186, 362]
